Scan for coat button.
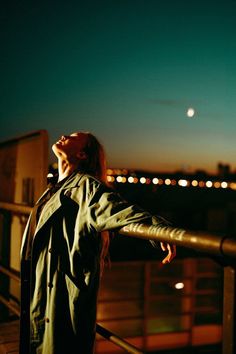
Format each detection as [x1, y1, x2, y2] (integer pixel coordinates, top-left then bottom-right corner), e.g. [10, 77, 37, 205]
[48, 248, 52, 253]
[48, 282, 53, 288]
[45, 317, 50, 323]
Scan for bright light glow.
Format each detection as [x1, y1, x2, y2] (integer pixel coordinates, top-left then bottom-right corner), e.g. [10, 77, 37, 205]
[107, 175, 115, 182]
[199, 181, 205, 188]
[152, 178, 159, 185]
[174, 282, 184, 290]
[165, 178, 171, 185]
[47, 173, 54, 178]
[128, 176, 134, 183]
[116, 176, 123, 183]
[229, 183, 236, 190]
[107, 169, 113, 175]
[178, 179, 188, 187]
[121, 177, 127, 183]
[206, 180, 213, 188]
[221, 181, 228, 189]
[133, 177, 138, 184]
[140, 177, 146, 184]
[214, 181, 221, 188]
[187, 107, 195, 117]
[192, 180, 198, 187]
[171, 179, 176, 186]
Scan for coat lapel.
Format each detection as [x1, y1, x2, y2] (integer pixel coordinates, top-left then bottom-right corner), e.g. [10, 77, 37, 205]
[33, 172, 83, 236]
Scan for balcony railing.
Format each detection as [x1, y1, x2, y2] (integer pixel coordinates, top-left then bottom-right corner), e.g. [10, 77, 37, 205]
[0, 201, 235, 354]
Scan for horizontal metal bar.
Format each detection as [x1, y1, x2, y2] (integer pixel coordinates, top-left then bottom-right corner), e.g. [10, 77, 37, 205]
[0, 265, 20, 282]
[119, 223, 236, 259]
[1, 203, 236, 259]
[0, 201, 32, 215]
[96, 324, 144, 354]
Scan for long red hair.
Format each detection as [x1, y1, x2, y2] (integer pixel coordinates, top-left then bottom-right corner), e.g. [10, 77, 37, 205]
[78, 132, 107, 184]
[78, 132, 110, 274]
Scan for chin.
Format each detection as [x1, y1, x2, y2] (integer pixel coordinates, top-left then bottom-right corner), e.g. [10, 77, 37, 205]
[52, 143, 61, 154]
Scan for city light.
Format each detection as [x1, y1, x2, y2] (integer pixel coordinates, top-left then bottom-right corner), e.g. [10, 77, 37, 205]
[107, 175, 115, 183]
[128, 176, 134, 183]
[199, 181, 205, 188]
[174, 282, 185, 290]
[178, 179, 188, 187]
[165, 178, 171, 186]
[108, 170, 236, 190]
[152, 178, 159, 185]
[116, 176, 123, 183]
[140, 177, 146, 184]
[206, 181, 213, 188]
[192, 180, 198, 187]
[107, 169, 113, 175]
[230, 183, 236, 190]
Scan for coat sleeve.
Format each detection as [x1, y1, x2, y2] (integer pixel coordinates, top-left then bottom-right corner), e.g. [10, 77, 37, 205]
[86, 177, 167, 233]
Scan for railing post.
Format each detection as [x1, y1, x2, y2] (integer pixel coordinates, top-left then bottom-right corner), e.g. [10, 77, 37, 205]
[222, 265, 236, 354]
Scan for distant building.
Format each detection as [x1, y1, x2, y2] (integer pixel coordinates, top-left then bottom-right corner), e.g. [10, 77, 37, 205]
[217, 162, 231, 177]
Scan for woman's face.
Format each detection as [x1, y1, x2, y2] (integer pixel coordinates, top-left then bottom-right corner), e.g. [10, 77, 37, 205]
[52, 132, 89, 161]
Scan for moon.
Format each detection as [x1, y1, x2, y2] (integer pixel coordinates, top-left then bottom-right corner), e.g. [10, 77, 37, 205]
[187, 107, 195, 118]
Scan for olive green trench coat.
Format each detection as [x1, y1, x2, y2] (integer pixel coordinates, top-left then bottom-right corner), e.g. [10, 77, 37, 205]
[20, 172, 162, 354]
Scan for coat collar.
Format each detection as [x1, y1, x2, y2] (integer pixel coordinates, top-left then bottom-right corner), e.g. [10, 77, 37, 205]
[33, 172, 83, 236]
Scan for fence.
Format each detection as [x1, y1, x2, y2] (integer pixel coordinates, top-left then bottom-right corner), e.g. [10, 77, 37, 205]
[0, 202, 235, 353]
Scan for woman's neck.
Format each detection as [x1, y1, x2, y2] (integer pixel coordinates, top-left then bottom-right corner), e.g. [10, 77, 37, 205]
[57, 159, 78, 182]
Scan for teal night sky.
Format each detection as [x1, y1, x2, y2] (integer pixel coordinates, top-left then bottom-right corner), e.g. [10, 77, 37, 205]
[1, 0, 236, 173]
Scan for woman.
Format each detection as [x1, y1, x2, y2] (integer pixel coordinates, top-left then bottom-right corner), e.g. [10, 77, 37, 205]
[20, 131, 176, 354]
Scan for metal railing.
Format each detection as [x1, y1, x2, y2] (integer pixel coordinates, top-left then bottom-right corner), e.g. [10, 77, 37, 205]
[120, 222, 236, 259]
[1, 202, 236, 353]
[119, 222, 236, 354]
[0, 201, 144, 354]
[0, 263, 144, 354]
